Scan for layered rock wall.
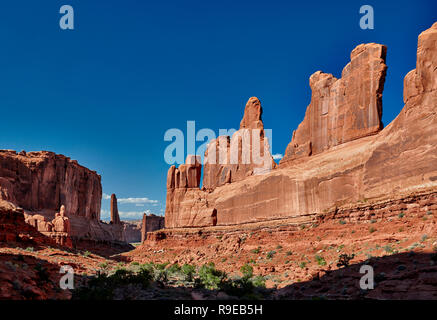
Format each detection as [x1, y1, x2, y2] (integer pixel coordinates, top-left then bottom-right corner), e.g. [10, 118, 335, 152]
[0, 151, 133, 247]
[203, 97, 276, 190]
[165, 98, 277, 228]
[0, 150, 101, 219]
[280, 44, 387, 165]
[164, 23, 437, 230]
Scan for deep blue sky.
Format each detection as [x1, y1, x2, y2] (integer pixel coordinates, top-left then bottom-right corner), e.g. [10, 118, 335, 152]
[0, 0, 435, 220]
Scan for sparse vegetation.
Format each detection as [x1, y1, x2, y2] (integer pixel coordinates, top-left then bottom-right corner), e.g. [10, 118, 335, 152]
[181, 264, 196, 282]
[82, 251, 91, 257]
[314, 254, 326, 266]
[251, 247, 261, 254]
[73, 268, 152, 299]
[383, 245, 396, 254]
[266, 250, 276, 260]
[240, 263, 253, 279]
[167, 263, 181, 274]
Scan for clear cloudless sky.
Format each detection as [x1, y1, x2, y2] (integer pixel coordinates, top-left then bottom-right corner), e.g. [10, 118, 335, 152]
[0, 0, 436, 220]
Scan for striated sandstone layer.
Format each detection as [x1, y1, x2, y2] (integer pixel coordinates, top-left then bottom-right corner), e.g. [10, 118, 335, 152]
[0, 151, 132, 248]
[164, 23, 437, 229]
[165, 155, 217, 228]
[165, 98, 277, 228]
[281, 43, 387, 164]
[0, 150, 101, 219]
[203, 97, 276, 190]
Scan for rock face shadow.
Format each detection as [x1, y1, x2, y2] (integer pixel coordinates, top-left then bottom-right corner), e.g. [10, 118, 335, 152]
[274, 252, 437, 300]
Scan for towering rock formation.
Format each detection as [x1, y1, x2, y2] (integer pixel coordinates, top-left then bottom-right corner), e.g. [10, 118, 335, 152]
[141, 213, 164, 242]
[360, 22, 437, 198]
[164, 97, 278, 228]
[165, 155, 216, 228]
[167, 155, 202, 189]
[164, 23, 437, 229]
[203, 97, 276, 190]
[280, 44, 387, 165]
[110, 194, 121, 224]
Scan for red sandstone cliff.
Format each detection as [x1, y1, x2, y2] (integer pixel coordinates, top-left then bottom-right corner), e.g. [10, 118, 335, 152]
[0, 151, 134, 247]
[0, 200, 56, 245]
[164, 22, 437, 229]
[0, 150, 101, 219]
[203, 97, 277, 190]
[280, 44, 387, 164]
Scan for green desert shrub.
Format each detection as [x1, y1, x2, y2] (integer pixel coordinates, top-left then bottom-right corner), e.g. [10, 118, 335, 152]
[72, 268, 152, 300]
[266, 251, 276, 260]
[198, 262, 227, 290]
[314, 254, 327, 266]
[181, 264, 196, 282]
[240, 263, 254, 279]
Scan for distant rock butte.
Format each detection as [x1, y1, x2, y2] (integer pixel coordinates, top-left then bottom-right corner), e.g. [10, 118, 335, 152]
[164, 23, 437, 229]
[0, 151, 101, 219]
[141, 213, 165, 243]
[0, 151, 135, 247]
[123, 220, 142, 243]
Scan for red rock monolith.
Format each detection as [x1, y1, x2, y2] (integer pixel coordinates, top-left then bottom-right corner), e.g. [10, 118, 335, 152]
[280, 43, 387, 165]
[110, 194, 121, 225]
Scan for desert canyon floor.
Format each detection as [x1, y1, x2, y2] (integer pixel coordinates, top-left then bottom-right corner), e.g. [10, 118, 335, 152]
[1, 202, 436, 299]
